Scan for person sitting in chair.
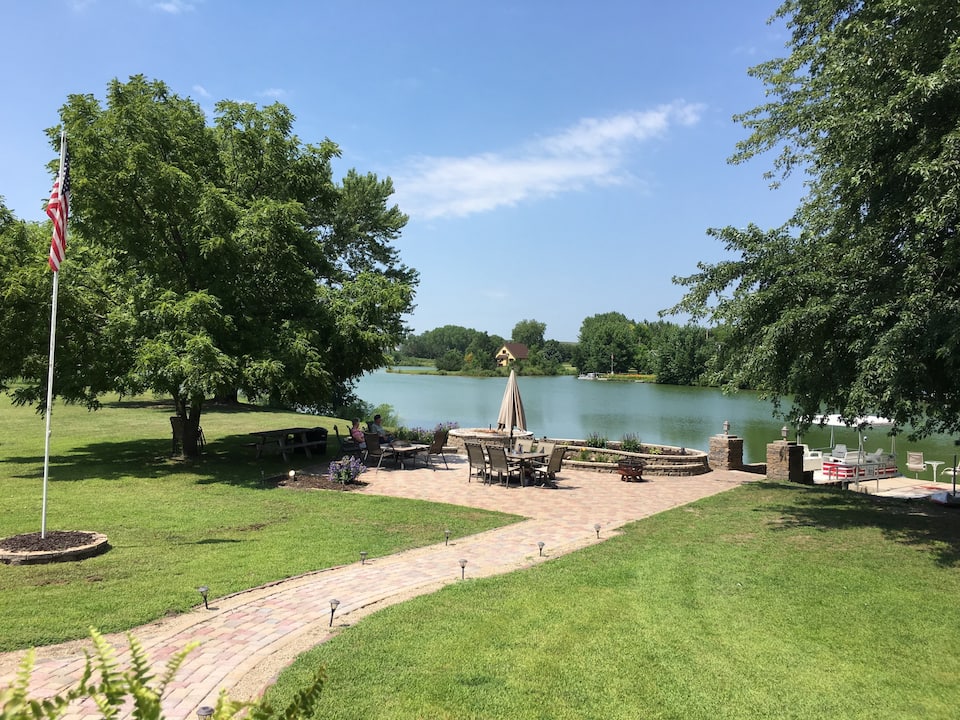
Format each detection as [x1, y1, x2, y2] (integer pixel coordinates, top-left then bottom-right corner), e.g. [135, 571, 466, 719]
[350, 418, 367, 449]
[369, 414, 393, 443]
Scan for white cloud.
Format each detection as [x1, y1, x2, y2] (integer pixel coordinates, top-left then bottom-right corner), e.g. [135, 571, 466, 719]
[259, 88, 287, 99]
[393, 101, 704, 220]
[192, 84, 211, 98]
[153, 0, 195, 13]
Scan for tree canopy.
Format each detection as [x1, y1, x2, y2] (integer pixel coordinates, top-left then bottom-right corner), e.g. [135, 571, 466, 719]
[669, 0, 960, 437]
[0, 76, 418, 455]
[575, 312, 637, 374]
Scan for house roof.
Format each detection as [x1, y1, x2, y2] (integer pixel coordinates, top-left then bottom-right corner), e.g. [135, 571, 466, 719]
[497, 342, 529, 360]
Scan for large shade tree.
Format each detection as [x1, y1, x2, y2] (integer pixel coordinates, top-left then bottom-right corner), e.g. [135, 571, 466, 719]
[2, 76, 417, 456]
[669, 0, 960, 438]
[575, 312, 637, 374]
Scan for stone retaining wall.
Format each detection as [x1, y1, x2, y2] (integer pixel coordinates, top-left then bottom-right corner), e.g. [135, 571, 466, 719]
[547, 439, 710, 477]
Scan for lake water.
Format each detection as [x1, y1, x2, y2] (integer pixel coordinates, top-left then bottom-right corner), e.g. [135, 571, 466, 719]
[356, 369, 960, 470]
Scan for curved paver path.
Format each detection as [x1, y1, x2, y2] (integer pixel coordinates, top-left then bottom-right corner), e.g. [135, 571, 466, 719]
[0, 457, 754, 718]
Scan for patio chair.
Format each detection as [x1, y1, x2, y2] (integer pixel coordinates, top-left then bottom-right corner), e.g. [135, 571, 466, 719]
[515, 438, 534, 453]
[419, 429, 449, 470]
[532, 446, 566, 487]
[536, 441, 555, 458]
[487, 445, 522, 487]
[333, 425, 363, 459]
[906, 451, 925, 478]
[832, 444, 847, 460]
[465, 443, 489, 484]
[363, 432, 397, 470]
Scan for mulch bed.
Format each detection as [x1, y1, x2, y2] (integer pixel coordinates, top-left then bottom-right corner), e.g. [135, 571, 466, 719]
[271, 471, 369, 492]
[0, 530, 97, 553]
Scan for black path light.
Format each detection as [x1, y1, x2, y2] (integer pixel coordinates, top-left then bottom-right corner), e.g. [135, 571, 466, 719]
[537, 541, 545, 556]
[444, 528, 451, 546]
[594, 523, 601, 539]
[197, 585, 209, 610]
[360, 551, 368, 565]
[329, 598, 340, 627]
[459, 558, 467, 579]
[197, 706, 214, 719]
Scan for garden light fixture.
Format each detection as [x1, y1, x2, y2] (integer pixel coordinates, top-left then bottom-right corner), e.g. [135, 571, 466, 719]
[594, 523, 601, 539]
[459, 558, 467, 579]
[360, 551, 367, 565]
[781, 425, 788, 440]
[723, 420, 730, 435]
[288, 469, 296, 480]
[329, 598, 340, 627]
[537, 541, 545, 556]
[444, 528, 451, 545]
[197, 585, 209, 610]
[197, 706, 214, 719]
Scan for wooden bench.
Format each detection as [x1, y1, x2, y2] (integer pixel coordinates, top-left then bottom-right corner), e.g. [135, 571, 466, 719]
[617, 459, 645, 482]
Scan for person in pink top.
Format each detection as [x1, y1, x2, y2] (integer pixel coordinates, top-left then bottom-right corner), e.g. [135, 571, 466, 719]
[350, 418, 366, 448]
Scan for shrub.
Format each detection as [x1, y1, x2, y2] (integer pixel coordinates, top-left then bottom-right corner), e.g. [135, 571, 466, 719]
[585, 432, 607, 448]
[620, 433, 642, 452]
[394, 421, 459, 444]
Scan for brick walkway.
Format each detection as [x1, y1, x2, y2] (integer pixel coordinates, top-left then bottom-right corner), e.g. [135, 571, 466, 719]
[0, 456, 754, 719]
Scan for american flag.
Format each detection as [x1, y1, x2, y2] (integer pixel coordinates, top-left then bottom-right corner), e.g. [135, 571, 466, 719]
[46, 150, 71, 272]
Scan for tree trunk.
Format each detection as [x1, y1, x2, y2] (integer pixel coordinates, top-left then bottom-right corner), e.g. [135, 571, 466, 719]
[173, 394, 204, 458]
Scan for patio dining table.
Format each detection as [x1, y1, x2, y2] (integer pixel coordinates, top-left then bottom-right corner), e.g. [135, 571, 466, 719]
[389, 441, 430, 469]
[506, 450, 548, 486]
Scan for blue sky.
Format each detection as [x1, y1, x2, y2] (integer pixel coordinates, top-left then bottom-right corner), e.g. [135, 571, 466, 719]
[3, 0, 804, 342]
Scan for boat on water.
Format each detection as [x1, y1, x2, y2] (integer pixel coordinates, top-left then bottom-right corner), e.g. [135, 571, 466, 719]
[577, 372, 598, 380]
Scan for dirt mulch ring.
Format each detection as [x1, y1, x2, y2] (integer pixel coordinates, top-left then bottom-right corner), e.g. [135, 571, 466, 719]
[270, 469, 369, 492]
[0, 530, 97, 553]
[0, 530, 110, 565]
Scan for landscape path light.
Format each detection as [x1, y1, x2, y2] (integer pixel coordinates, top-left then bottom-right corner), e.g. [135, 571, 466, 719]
[197, 585, 209, 610]
[360, 551, 368, 565]
[459, 558, 467, 579]
[537, 541, 545, 557]
[594, 523, 601, 539]
[329, 598, 340, 627]
[781, 425, 788, 441]
[197, 706, 214, 719]
[444, 528, 451, 546]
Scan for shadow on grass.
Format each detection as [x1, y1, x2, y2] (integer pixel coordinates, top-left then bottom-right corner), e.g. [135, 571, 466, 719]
[759, 481, 960, 567]
[1, 433, 333, 491]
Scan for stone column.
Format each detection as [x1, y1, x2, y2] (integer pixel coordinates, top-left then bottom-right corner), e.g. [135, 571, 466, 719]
[709, 434, 743, 471]
[766, 440, 804, 482]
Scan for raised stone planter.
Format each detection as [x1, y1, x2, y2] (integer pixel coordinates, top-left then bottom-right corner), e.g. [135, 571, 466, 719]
[550, 440, 710, 477]
[0, 531, 110, 565]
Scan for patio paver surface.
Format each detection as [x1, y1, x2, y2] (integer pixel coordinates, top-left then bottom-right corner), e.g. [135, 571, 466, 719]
[0, 456, 754, 719]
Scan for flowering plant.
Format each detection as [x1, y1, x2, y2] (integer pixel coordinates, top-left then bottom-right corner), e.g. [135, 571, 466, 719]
[328, 455, 366, 485]
[393, 421, 460, 444]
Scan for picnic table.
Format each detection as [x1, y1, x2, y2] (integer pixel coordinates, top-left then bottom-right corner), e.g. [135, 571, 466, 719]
[250, 427, 327, 463]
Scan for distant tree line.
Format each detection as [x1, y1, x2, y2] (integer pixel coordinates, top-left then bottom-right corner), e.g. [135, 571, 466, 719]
[398, 315, 730, 387]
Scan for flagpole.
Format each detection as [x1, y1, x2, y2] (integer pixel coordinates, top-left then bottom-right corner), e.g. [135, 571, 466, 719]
[41, 131, 67, 539]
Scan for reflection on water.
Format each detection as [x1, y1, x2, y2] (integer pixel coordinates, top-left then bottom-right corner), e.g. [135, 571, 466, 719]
[355, 369, 960, 469]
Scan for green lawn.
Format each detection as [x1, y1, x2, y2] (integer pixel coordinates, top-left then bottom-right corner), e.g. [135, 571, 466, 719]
[265, 481, 960, 720]
[0, 396, 519, 651]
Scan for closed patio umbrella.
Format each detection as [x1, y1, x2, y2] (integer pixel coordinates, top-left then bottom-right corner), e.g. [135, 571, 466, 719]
[497, 369, 526, 442]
